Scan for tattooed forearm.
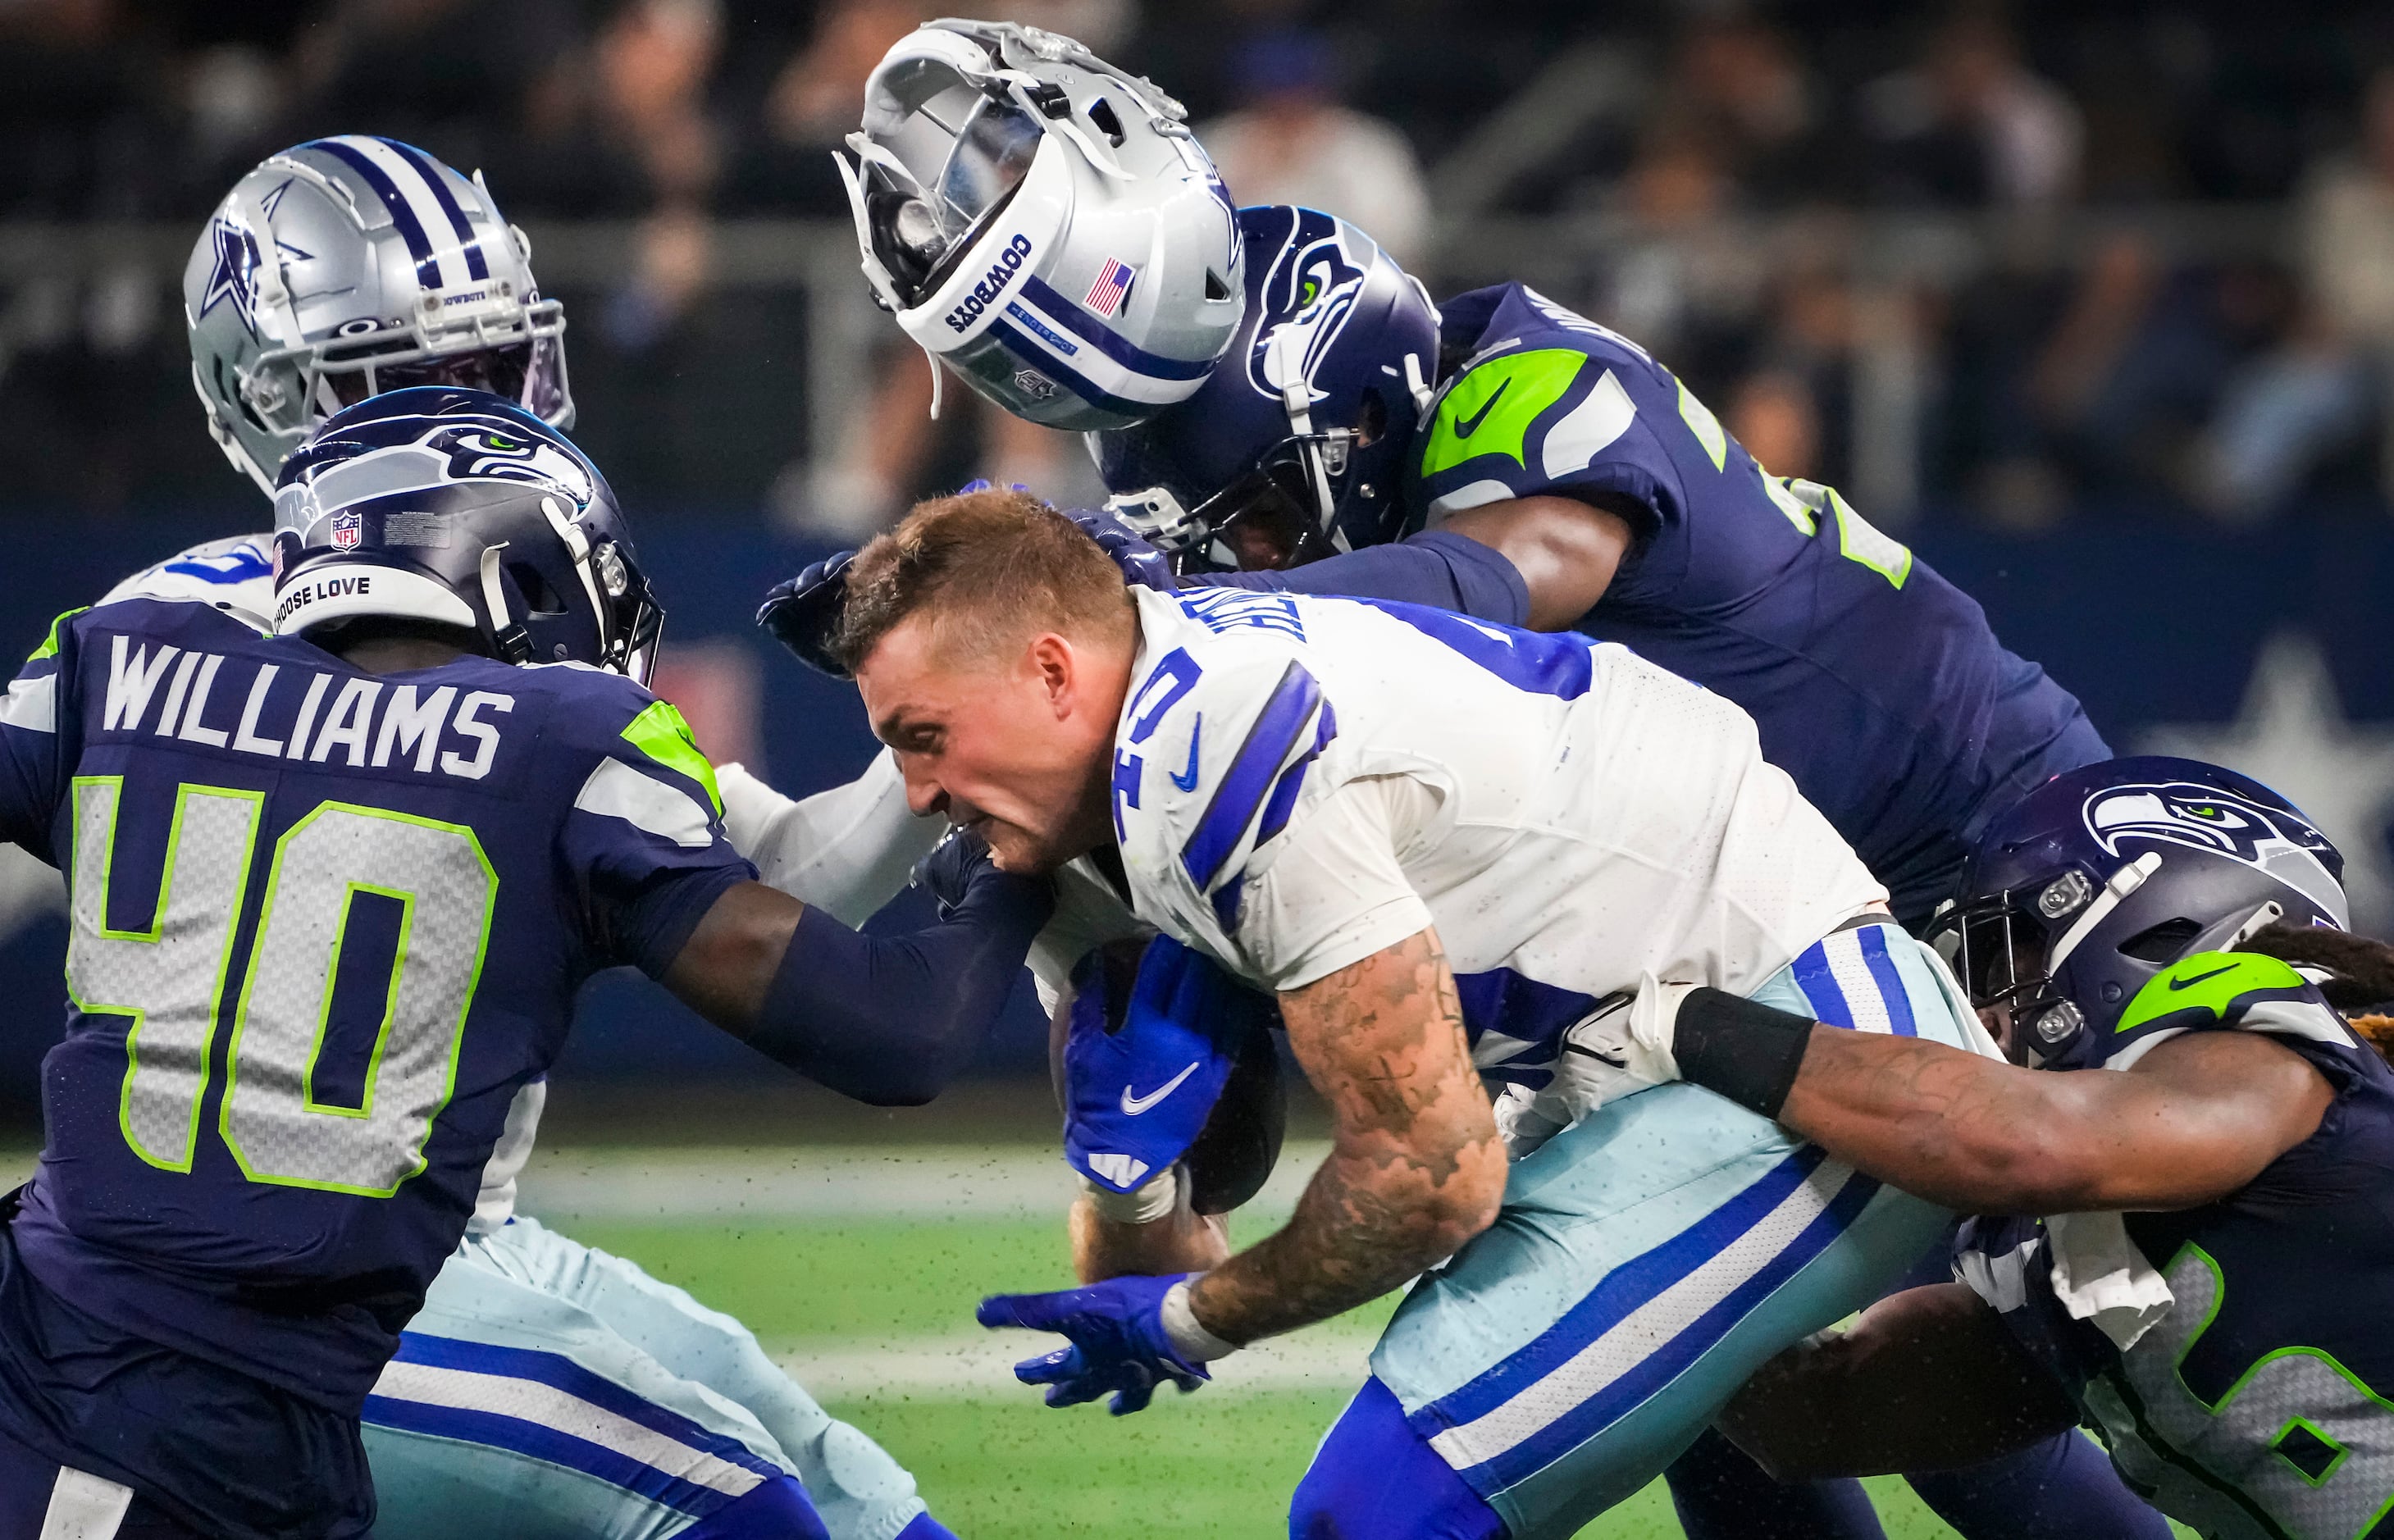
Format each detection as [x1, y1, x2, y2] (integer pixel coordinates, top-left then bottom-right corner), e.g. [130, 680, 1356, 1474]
[1187, 927, 1507, 1346]
[1781, 1026, 2328, 1214]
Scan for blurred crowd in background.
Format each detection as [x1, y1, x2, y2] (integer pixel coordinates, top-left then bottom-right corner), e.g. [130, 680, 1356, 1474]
[7, 0, 2394, 533]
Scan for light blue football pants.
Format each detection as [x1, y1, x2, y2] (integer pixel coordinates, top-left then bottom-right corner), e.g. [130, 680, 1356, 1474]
[363, 1215, 928, 1540]
[1329, 919, 1982, 1540]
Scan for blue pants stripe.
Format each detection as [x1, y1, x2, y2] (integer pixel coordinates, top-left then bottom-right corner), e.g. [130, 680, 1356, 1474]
[1856, 928, 1918, 1037]
[1417, 1157, 1883, 1495]
[386, 1333, 784, 1481]
[361, 1394, 738, 1517]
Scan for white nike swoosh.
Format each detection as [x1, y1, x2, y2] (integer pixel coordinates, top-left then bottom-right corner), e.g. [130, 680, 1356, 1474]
[1119, 1061, 1202, 1115]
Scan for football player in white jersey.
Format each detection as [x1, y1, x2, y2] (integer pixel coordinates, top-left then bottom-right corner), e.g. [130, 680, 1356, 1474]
[108, 138, 951, 1540]
[819, 487, 2004, 1540]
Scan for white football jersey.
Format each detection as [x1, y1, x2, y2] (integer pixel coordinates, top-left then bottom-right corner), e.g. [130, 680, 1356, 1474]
[101, 531, 277, 631]
[1110, 585, 1886, 1119]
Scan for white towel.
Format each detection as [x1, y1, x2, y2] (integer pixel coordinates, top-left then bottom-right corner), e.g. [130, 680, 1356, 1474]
[2045, 1210, 2175, 1351]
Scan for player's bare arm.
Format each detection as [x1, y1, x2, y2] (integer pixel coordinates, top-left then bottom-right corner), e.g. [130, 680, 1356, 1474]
[1716, 1283, 2079, 1479]
[1435, 494, 1638, 630]
[1186, 927, 1506, 1345]
[1707, 1012, 2332, 1212]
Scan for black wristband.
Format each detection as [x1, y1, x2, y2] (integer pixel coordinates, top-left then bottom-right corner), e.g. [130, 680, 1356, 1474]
[1674, 987, 1820, 1119]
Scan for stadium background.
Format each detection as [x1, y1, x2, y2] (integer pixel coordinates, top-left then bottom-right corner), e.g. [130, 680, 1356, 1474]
[1, 0, 2391, 1533]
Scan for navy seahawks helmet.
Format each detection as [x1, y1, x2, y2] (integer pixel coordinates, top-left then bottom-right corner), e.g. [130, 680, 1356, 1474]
[271, 388, 660, 681]
[1931, 755, 2348, 1069]
[1094, 205, 1439, 570]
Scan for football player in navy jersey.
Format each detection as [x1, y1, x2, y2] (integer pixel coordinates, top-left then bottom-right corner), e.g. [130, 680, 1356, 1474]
[0, 390, 1049, 1538]
[1634, 757, 2394, 1540]
[129, 137, 960, 1540]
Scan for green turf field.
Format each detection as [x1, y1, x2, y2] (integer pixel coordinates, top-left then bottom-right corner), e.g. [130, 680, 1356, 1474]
[552, 1167, 2160, 1540]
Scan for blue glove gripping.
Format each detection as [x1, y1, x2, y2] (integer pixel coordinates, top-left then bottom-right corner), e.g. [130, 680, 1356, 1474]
[977, 1272, 1207, 1415]
[1063, 936, 1270, 1194]
[756, 550, 857, 677]
[1060, 508, 1178, 591]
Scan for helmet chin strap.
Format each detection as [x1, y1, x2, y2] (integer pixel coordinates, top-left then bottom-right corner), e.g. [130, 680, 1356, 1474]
[477, 542, 533, 665]
[542, 497, 616, 667]
[1265, 327, 1341, 542]
[2047, 850, 2164, 975]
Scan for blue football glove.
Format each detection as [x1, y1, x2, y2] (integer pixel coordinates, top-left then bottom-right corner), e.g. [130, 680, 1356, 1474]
[977, 1272, 1208, 1414]
[755, 550, 858, 677]
[1061, 508, 1178, 592]
[1062, 936, 1275, 1196]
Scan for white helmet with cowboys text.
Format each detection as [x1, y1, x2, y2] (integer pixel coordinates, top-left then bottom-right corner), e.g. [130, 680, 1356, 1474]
[185, 136, 571, 496]
[839, 19, 1243, 431]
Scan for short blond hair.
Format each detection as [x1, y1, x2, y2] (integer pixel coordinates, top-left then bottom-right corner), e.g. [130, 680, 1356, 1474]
[832, 489, 1133, 673]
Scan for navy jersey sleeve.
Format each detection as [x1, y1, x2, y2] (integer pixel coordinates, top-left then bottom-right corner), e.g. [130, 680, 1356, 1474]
[0, 608, 83, 861]
[1184, 529, 1530, 626]
[554, 688, 757, 978]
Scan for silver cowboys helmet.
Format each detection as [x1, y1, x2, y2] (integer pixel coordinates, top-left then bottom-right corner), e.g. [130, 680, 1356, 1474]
[839, 19, 1243, 431]
[186, 135, 571, 496]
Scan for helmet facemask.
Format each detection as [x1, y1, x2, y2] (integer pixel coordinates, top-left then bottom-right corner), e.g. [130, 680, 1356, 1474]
[189, 143, 574, 498]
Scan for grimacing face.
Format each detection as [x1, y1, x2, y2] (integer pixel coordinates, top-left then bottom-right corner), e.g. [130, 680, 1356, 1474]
[854, 612, 1131, 874]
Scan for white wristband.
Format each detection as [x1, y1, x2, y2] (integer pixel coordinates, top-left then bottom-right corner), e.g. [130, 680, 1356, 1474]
[1161, 1275, 1239, 1363]
[1081, 1164, 1180, 1225]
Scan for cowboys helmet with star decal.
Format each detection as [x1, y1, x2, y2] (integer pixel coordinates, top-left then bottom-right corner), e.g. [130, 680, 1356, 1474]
[1093, 205, 1440, 571]
[272, 388, 659, 683]
[186, 136, 570, 496]
[1929, 754, 2348, 1068]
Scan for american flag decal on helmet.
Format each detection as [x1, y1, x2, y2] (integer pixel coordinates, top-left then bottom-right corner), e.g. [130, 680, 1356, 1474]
[1085, 258, 1136, 317]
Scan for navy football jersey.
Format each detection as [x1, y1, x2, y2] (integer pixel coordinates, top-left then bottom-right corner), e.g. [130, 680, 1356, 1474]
[0, 599, 751, 1411]
[1404, 284, 2109, 919]
[1952, 952, 2394, 1538]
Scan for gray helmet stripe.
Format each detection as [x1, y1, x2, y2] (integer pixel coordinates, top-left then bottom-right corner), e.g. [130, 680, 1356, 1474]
[380, 137, 490, 283]
[307, 138, 444, 289]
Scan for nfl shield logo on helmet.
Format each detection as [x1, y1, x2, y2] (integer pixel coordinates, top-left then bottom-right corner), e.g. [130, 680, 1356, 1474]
[331, 508, 363, 550]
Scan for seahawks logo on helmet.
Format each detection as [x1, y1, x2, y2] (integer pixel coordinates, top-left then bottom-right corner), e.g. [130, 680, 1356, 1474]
[1243, 210, 1366, 405]
[2083, 781, 2345, 921]
[276, 402, 598, 542]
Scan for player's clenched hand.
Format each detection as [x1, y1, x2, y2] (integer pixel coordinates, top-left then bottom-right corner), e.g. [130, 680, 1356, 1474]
[977, 1273, 1213, 1415]
[1552, 973, 1697, 1108]
[756, 550, 856, 677]
[1060, 508, 1177, 591]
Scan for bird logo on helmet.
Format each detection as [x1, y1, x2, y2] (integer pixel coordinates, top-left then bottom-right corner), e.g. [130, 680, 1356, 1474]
[1935, 755, 2349, 1070]
[1093, 205, 1441, 571]
[1243, 214, 1369, 403]
[271, 388, 660, 683]
[2082, 780, 2345, 919]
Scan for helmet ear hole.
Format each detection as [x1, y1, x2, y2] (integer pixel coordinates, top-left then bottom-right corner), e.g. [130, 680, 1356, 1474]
[2117, 916, 2204, 964]
[1206, 267, 1233, 303]
[507, 561, 568, 617]
[1355, 388, 1389, 449]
